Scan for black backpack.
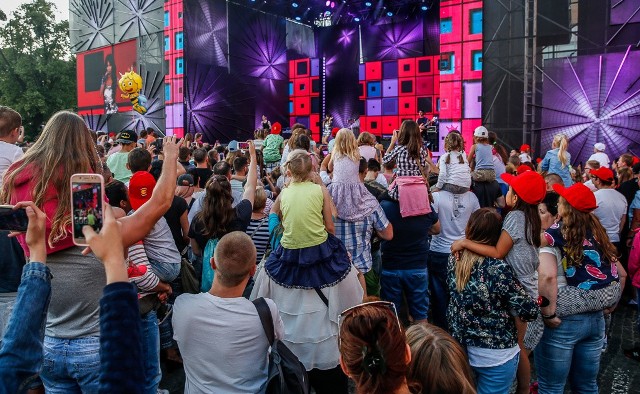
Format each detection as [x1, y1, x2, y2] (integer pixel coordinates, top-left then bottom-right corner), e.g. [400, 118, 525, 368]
[252, 298, 311, 394]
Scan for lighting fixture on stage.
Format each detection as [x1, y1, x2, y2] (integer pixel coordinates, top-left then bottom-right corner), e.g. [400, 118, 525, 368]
[295, 16, 301, 20]
[365, 2, 372, 6]
[386, 11, 393, 16]
[421, 5, 428, 11]
[292, 2, 298, 7]
[354, 17, 360, 22]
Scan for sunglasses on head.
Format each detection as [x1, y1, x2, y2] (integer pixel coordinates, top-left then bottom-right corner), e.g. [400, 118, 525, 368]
[338, 301, 401, 347]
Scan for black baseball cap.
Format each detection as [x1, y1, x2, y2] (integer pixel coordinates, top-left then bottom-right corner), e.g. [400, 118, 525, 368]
[116, 130, 138, 144]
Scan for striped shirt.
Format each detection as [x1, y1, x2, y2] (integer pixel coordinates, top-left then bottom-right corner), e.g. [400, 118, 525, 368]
[127, 242, 160, 295]
[246, 216, 271, 264]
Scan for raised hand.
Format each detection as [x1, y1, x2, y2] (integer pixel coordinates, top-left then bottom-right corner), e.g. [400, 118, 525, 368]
[82, 205, 127, 284]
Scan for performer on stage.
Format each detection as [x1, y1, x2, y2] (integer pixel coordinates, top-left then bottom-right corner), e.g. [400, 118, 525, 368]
[417, 110, 429, 143]
[100, 54, 118, 115]
[261, 115, 271, 131]
[322, 114, 333, 144]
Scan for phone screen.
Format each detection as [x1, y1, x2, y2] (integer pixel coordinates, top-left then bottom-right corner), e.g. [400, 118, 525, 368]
[71, 180, 104, 242]
[238, 142, 249, 150]
[0, 206, 28, 232]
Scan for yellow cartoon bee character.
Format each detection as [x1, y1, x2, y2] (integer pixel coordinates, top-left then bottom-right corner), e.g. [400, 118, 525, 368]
[118, 70, 148, 114]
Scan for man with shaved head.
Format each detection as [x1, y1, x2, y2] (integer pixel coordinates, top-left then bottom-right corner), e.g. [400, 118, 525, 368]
[173, 232, 284, 393]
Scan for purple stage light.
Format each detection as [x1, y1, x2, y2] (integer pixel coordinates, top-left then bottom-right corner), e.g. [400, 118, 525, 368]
[540, 48, 640, 164]
[362, 19, 424, 60]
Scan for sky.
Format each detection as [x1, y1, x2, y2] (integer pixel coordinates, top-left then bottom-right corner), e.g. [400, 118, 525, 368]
[2, 0, 69, 21]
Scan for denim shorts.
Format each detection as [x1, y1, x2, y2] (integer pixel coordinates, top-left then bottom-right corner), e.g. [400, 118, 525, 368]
[147, 259, 180, 283]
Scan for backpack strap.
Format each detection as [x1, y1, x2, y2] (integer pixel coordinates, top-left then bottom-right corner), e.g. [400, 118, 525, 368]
[314, 288, 329, 307]
[252, 297, 275, 345]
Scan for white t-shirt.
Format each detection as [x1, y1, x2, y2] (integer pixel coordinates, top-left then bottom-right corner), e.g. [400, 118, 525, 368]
[594, 188, 627, 242]
[173, 293, 284, 394]
[519, 153, 532, 163]
[430, 190, 480, 253]
[588, 152, 610, 169]
[0, 141, 23, 189]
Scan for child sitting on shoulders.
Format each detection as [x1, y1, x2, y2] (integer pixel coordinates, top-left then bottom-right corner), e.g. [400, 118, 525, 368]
[433, 131, 471, 194]
[467, 126, 496, 182]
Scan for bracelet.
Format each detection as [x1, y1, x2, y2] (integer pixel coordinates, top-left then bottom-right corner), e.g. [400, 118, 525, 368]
[542, 313, 557, 320]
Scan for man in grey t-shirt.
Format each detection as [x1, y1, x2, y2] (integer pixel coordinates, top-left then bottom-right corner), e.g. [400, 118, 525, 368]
[173, 232, 284, 394]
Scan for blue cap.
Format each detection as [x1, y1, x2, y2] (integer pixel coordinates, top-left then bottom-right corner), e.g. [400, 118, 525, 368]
[228, 140, 238, 152]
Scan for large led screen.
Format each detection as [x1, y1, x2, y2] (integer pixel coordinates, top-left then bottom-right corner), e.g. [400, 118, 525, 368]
[77, 39, 138, 115]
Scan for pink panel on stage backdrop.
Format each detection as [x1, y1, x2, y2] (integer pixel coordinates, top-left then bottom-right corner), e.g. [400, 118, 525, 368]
[439, 5, 463, 44]
[399, 78, 415, 96]
[439, 43, 462, 82]
[463, 2, 483, 41]
[463, 40, 483, 80]
[172, 79, 184, 103]
[463, 81, 482, 119]
[416, 76, 435, 95]
[439, 81, 462, 120]
[294, 78, 310, 96]
[367, 99, 382, 116]
[364, 116, 382, 136]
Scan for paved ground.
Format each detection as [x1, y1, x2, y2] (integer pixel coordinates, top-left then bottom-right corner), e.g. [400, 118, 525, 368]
[160, 303, 640, 393]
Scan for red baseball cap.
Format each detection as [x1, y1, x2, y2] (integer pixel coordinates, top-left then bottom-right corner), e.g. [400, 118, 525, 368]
[500, 170, 546, 205]
[590, 167, 614, 183]
[517, 164, 532, 175]
[552, 183, 598, 213]
[520, 144, 530, 152]
[128, 171, 156, 210]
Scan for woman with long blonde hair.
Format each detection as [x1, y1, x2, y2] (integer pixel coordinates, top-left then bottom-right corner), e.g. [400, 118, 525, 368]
[541, 133, 573, 186]
[328, 129, 379, 222]
[1, 110, 181, 392]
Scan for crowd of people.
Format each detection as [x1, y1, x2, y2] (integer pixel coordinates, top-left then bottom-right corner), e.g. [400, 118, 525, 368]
[0, 104, 638, 394]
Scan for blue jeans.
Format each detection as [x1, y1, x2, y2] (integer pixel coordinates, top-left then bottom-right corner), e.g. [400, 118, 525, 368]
[472, 352, 519, 394]
[141, 310, 161, 394]
[380, 268, 429, 321]
[41, 336, 101, 394]
[0, 263, 51, 393]
[148, 258, 180, 283]
[427, 251, 450, 330]
[534, 311, 605, 394]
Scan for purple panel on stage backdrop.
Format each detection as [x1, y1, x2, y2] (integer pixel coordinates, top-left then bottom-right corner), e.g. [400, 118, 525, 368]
[367, 99, 382, 116]
[311, 58, 320, 77]
[610, 1, 640, 25]
[383, 61, 398, 79]
[540, 50, 640, 165]
[383, 79, 398, 97]
[382, 98, 398, 115]
[184, 0, 228, 67]
[362, 19, 425, 60]
[165, 104, 174, 128]
[463, 81, 482, 118]
[359, 64, 366, 81]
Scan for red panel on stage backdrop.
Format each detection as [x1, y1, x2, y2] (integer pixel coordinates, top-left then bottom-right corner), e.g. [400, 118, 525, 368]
[398, 96, 416, 115]
[398, 58, 416, 77]
[294, 78, 310, 96]
[415, 56, 435, 76]
[382, 116, 400, 134]
[463, 2, 483, 41]
[364, 116, 382, 136]
[295, 59, 310, 78]
[461, 119, 481, 148]
[359, 81, 367, 99]
[416, 76, 435, 95]
[77, 39, 137, 114]
[398, 78, 416, 96]
[294, 96, 310, 116]
[310, 114, 320, 139]
[366, 61, 382, 80]
[439, 43, 462, 82]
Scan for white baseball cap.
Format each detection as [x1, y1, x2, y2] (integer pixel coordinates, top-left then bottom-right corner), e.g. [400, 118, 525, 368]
[594, 143, 605, 152]
[474, 126, 488, 138]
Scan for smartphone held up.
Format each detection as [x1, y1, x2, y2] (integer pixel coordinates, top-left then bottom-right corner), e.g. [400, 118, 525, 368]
[0, 205, 29, 232]
[71, 174, 105, 246]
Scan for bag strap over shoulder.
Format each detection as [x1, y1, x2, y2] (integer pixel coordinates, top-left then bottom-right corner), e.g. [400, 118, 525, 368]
[253, 297, 275, 345]
[314, 288, 329, 307]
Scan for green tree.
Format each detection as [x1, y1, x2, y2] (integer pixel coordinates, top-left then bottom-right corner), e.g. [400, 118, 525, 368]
[0, 0, 76, 140]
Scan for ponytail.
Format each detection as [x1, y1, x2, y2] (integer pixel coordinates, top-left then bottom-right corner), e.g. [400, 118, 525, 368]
[557, 135, 569, 168]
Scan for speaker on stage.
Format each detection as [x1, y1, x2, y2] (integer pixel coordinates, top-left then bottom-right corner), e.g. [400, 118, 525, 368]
[537, 0, 571, 46]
